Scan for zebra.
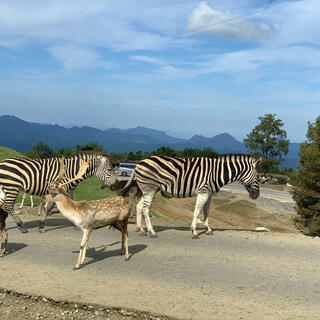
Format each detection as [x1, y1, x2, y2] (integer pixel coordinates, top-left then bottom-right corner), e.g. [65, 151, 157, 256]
[0, 152, 118, 233]
[119, 154, 262, 238]
[0, 185, 8, 255]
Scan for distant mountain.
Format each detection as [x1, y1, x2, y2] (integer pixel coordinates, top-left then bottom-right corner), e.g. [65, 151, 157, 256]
[0, 115, 299, 168]
[189, 133, 246, 153]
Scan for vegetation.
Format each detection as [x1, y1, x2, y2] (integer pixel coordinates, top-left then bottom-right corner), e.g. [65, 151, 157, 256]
[292, 116, 320, 234]
[24, 142, 55, 159]
[0, 146, 23, 161]
[244, 114, 289, 173]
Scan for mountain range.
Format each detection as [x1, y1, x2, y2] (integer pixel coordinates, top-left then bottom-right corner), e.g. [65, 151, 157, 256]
[0, 115, 299, 168]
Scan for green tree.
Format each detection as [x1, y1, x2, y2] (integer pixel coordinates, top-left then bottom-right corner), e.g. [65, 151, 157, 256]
[24, 142, 55, 158]
[55, 147, 74, 158]
[243, 114, 289, 172]
[151, 146, 178, 157]
[292, 116, 320, 234]
[76, 142, 103, 152]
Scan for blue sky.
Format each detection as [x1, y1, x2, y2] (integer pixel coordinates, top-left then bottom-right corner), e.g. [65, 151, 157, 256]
[0, 0, 319, 142]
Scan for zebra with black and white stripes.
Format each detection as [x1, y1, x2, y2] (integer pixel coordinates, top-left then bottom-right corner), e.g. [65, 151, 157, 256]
[120, 154, 262, 238]
[0, 152, 117, 233]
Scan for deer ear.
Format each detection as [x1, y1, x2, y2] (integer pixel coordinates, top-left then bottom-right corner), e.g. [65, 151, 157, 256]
[254, 157, 262, 168]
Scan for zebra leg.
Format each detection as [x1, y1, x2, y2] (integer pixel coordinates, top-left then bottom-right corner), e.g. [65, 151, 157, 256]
[191, 193, 209, 239]
[136, 197, 146, 235]
[0, 213, 8, 255]
[6, 203, 28, 233]
[142, 190, 158, 238]
[38, 200, 55, 232]
[19, 193, 26, 209]
[203, 194, 213, 235]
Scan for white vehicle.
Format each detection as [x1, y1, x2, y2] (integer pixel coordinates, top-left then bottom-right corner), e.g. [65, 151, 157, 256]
[118, 163, 136, 177]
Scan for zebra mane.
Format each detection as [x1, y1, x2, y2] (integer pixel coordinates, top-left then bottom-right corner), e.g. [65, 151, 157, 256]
[73, 151, 111, 159]
[216, 153, 255, 159]
[152, 153, 256, 160]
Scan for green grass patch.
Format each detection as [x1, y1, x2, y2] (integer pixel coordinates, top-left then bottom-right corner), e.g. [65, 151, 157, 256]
[154, 193, 166, 204]
[0, 146, 24, 161]
[212, 198, 232, 206]
[216, 200, 257, 214]
[73, 176, 117, 201]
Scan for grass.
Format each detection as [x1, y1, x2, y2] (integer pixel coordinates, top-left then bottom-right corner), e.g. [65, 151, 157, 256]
[73, 176, 117, 201]
[0, 146, 23, 161]
[215, 200, 257, 215]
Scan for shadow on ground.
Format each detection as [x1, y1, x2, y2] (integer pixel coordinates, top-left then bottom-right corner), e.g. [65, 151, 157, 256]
[1, 243, 28, 256]
[72, 244, 148, 269]
[8, 218, 73, 232]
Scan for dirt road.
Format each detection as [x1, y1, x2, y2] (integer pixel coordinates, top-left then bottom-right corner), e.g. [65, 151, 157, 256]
[1, 210, 320, 320]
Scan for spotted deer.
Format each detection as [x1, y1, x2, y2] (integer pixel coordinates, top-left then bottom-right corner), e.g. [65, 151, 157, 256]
[44, 159, 130, 270]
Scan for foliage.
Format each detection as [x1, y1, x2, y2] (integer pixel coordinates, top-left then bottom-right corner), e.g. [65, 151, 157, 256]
[244, 114, 289, 173]
[151, 146, 179, 157]
[76, 142, 103, 152]
[55, 147, 75, 158]
[24, 142, 55, 159]
[292, 116, 320, 234]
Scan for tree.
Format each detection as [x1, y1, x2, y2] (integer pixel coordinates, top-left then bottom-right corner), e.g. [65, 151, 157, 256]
[151, 146, 178, 157]
[243, 114, 289, 172]
[292, 116, 320, 234]
[76, 142, 103, 152]
[24, 142, 55, 158]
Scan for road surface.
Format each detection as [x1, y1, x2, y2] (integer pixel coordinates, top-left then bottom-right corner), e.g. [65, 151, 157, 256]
[1, 213, 320, 320]
[222, 184, 294, 203]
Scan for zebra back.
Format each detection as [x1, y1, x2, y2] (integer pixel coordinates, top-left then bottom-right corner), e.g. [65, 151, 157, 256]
[0, 152, 114, 204]
[133, 154, 261, 198]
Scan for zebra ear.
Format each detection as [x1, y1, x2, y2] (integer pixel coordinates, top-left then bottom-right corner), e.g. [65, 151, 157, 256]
[254, 157, 262, 168]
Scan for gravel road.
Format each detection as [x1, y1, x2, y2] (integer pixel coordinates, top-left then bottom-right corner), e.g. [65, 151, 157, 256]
[1, 212, 320, 320]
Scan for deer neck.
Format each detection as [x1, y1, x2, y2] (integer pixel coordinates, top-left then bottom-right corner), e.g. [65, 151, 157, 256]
[54, 195, 79, 221]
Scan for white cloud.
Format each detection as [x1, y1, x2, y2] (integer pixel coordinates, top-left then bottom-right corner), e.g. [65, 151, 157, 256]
[186, 2, 274, 41]
[0, 0, 193, 52]
[130, 55, 166, 65]
[48, 46, 112, 70]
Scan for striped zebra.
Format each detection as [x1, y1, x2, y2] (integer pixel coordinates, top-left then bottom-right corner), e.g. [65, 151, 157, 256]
[120, 154, 262, 238]
[0, 185, 8, 255]
[0, 152, 117, 233]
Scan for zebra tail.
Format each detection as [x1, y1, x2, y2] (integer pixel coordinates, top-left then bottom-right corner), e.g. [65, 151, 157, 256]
[118, 173, 135, 197]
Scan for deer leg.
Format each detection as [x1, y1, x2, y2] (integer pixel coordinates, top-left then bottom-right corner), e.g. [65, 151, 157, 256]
[203, 194, 213, 235]
[191, 193, 209, 239]
[74, 229, 91, 270]
[38, 200, 55, 232]
[123, 220, 129, 260]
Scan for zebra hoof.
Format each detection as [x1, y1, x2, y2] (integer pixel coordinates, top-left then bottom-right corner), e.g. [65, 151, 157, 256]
[38, 228, 45, 233]
[139, 231, 147, 237]
[206, 230, 214, 235]
[149, 233, 158, 238]
[72, 265, 80, 271]
[18, 226, 28, 233]
[192, 234, 200, 239]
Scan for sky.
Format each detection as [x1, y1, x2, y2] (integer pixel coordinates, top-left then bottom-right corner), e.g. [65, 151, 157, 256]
[0, 0, 319, 142]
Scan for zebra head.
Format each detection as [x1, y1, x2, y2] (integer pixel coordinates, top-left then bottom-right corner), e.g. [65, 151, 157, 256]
[0, 185, 6, 206]
[94, 155, 118, 189]
[241, 157, 262, 200]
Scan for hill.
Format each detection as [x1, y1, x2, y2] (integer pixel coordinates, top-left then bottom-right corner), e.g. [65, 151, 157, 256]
[0, 146, 24, 161]
[0, 115, 299, 168]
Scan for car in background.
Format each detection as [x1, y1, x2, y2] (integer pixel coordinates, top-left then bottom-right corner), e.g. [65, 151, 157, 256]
[117, 162, 136, 177]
